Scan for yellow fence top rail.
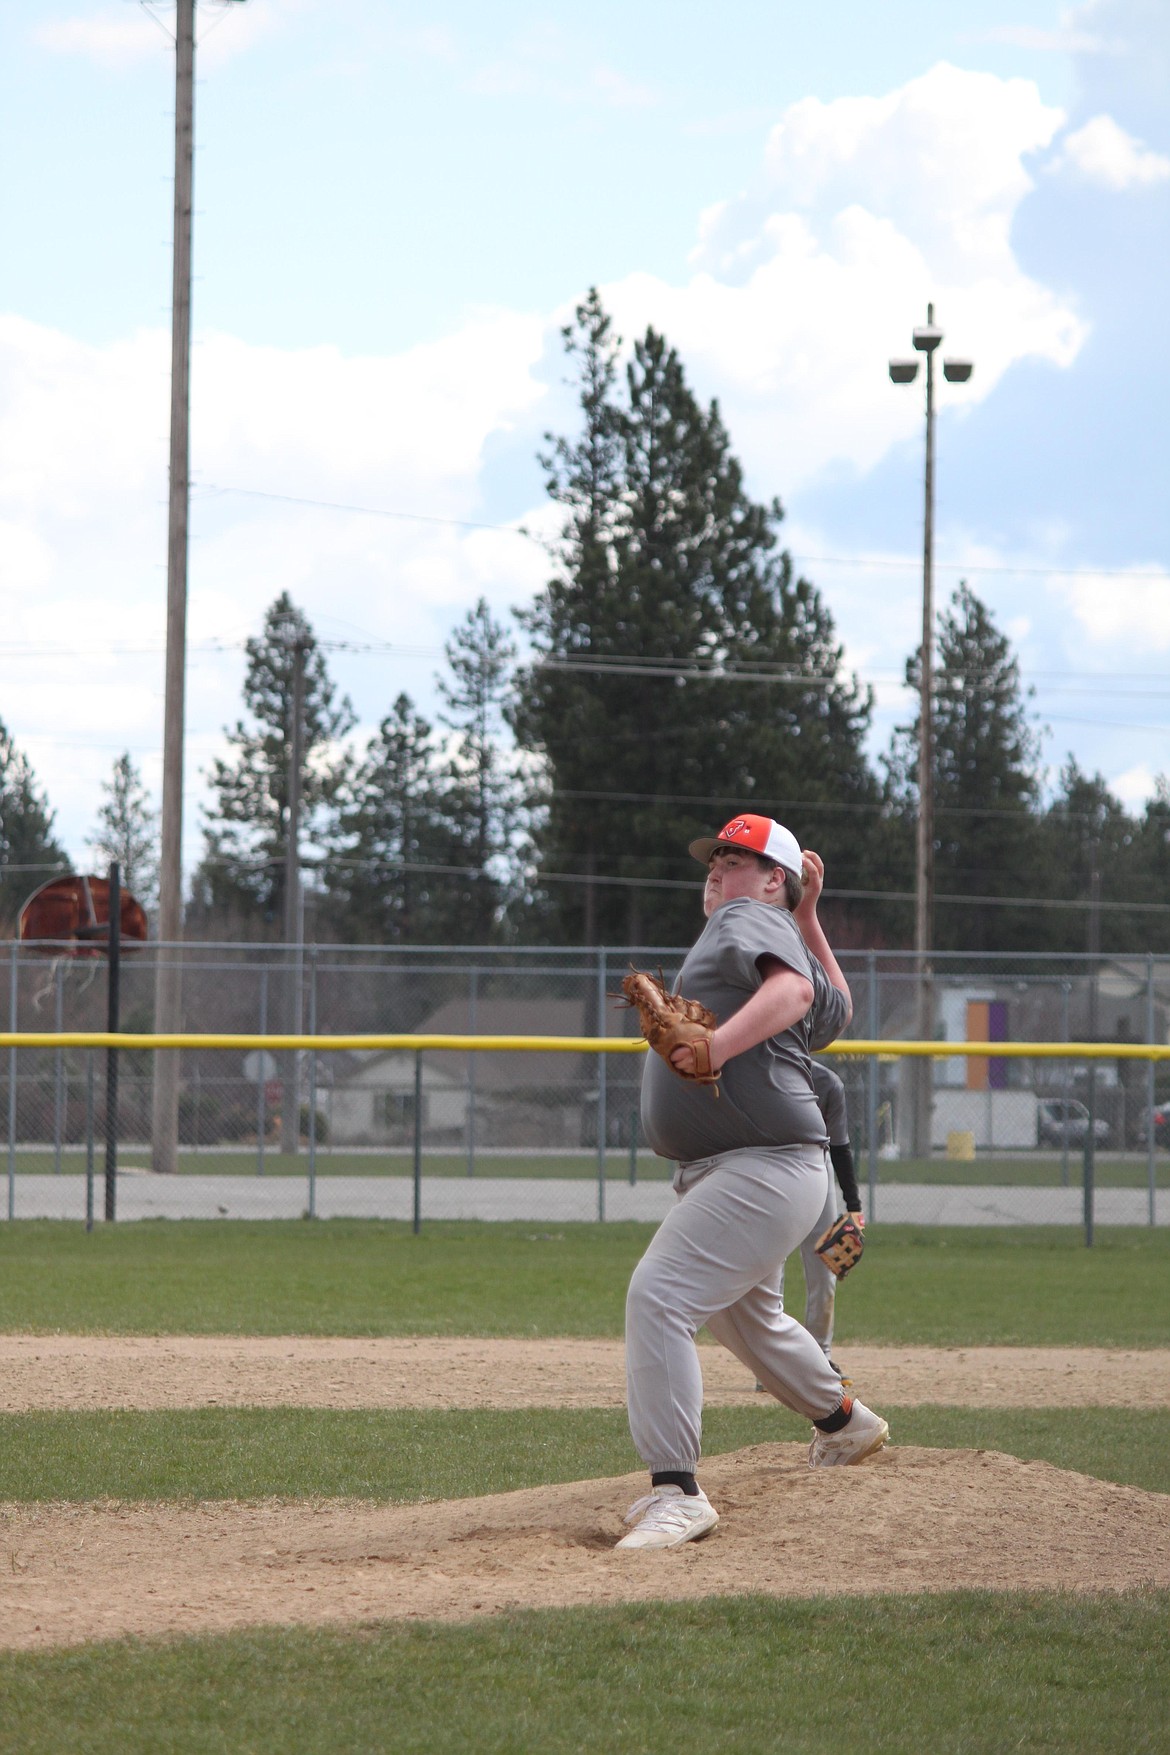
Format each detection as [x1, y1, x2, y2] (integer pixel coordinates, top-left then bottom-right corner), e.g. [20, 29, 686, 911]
[1, 1033, 1169, 1059]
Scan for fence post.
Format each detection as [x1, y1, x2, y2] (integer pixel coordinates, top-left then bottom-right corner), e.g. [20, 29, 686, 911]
[413, 1049, 422, 1235]
[1059, 981, 1071, 1188]
[54, 962, 65, 1176]
[85, 1054, 95, 1232]
[596, 948, 607, 1223]
[7, 942, 17, 1222]
[307, 949, 318, 1220]
[104, 862, 121, 1224]
[866, 951, 878, 1222]
[257, 965, 268, 1177]
[467, 966, 477, 1178]
[1147, 955, 1156, 1228]
[1083, 1125, 1095, 1248]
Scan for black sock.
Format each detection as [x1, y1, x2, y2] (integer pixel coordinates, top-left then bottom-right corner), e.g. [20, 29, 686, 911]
[813, 1396, 854, 1434]
[651, 1470, 699, 1496]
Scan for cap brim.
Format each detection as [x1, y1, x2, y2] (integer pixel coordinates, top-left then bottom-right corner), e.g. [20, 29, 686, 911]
[689, 834, 800, 876]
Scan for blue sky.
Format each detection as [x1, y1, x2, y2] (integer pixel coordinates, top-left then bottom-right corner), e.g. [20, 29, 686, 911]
[1, 0, 1167, 877]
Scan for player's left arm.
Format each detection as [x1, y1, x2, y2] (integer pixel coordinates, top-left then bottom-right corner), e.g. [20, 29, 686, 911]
[830, 1142, 864, 1229]
[791, 850, 853, 1027]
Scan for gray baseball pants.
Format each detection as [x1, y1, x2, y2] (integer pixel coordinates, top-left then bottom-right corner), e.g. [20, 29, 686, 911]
[625, 1142, 847, 1474]
[782, 1180, 839, 1356]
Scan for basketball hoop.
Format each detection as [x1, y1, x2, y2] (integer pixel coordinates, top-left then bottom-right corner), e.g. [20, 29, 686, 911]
[17, 874, 148, 956]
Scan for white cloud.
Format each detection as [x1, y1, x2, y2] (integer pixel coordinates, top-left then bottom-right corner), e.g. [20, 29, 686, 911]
[32, 1, 292, 73]
[1050, 562, 1170, 648]
[971, 23, 1120, 54]
[0, 57, 1140, 855]
[1113, 764, 1159, 810]
[463, 20, 657, 107]
[1052, 114, 1170, 188]
[611, 65, 1085, 494]
[32, 7, 168, 70]
[701, 63, 1066, 281]
[0, 309, 550, 866]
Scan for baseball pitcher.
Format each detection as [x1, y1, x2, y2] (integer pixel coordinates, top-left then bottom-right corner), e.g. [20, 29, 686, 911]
[615, 813, 889, 1551]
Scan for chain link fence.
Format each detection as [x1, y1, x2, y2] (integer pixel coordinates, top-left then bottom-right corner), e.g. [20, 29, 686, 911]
[3, 941, 1168, 1227]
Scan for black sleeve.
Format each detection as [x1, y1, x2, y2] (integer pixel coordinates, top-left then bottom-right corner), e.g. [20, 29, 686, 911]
[829, 1141, 861, 1213]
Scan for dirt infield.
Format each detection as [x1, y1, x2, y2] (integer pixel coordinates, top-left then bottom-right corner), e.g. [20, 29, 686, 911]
[3, 1336, 1168, 1411]
[2, 1342, 1168, 1649]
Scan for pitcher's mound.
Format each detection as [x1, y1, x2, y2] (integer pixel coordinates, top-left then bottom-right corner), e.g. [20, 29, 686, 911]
[5, 1442, 1169, 1650]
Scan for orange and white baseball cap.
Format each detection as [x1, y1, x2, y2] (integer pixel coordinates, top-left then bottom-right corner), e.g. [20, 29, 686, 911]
[689, 814, 803, 877]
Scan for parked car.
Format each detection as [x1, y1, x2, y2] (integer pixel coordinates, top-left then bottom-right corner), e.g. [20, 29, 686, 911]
[1137, 1105, 1170, 1148]
[1037, 1099, 1110, 1148]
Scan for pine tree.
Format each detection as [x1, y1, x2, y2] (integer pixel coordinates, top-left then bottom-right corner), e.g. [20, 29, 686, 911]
[87, 752, 159, 914]
[511, 293, 875, 947]
[1036, 758, 1135, 956]
[1129, 778, 1170, 956]
[436, 597, 520, 942]
[194, 594, 354, 928]
[332, 693, 468, 944]
[0, 719, 69, 929]
[886, 583, 1043, 953]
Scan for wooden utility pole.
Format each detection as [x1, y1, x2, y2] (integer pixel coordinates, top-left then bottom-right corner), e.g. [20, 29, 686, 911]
[151, 0, 195, 1174]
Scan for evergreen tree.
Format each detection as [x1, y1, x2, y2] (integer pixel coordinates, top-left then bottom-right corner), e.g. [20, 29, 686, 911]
[1129, 778, 1170, 956]
[1035, 758, 1135, 956]
[86, 752, 159, 914]
[886, 583, 1043, 953]
[511, 293, 875, 947]
[0, 719, 69, 929]
[436, 597, 520, 941]
[194, 594, 354, 928]
[332, 693, 471, 944]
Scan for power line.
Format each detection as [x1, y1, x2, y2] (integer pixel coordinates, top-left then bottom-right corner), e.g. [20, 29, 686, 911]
[214, 849, 1170, 914]
[789, 553, 1168, 582]
[195, 482, 541, 540]
[193, 482, 1166, 582]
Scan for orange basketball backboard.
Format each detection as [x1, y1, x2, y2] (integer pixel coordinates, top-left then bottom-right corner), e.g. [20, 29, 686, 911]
[17, 875, 148, 956]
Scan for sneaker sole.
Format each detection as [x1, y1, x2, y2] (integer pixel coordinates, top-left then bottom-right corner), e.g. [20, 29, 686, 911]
[810, 1419, 890, 1468]
[616, 1509, 719, 1551]
[845, 1420, 889, 1463]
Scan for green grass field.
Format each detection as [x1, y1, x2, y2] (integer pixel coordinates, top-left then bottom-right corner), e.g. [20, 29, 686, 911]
[9, 1143, 1170, 1184]
[2, 1593, 1166, 1755]
[3, 1404, 1168, 1501]
[1, 1219, 1167, 1343]
[2, 1218, 1168, 1753]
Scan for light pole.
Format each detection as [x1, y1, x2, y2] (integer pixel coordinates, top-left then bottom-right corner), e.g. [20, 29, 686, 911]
[889, 303, 972, 1156]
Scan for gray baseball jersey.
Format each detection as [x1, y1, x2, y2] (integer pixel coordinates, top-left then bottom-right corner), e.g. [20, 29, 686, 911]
[810, 1060, 849, 1146]
[640, 898, 850, 1164]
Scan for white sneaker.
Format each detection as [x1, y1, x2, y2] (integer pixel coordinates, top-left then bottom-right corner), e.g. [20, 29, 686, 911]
[615, 1484, 719, 1550]
[808, 1398, 889, 1469]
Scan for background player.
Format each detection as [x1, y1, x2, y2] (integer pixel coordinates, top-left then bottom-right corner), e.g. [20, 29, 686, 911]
[758, 1060, 863, 1390]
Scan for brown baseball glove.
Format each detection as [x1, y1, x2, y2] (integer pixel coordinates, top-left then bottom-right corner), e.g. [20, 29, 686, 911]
[616, 967, 721, 1096]
[814, 1214, 864, 1278]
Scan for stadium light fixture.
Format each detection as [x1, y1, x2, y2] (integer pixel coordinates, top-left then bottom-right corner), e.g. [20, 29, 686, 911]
[888, 302, 974, 1156]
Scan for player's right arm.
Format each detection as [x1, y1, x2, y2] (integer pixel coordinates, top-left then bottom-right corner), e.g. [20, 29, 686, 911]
[792, 850, 852, 1026]
[702, 958, 813, 1074]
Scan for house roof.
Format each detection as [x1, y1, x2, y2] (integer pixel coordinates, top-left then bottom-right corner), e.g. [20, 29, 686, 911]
[332, 995, 646, 1094]
[413, 996, 600, 1091]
